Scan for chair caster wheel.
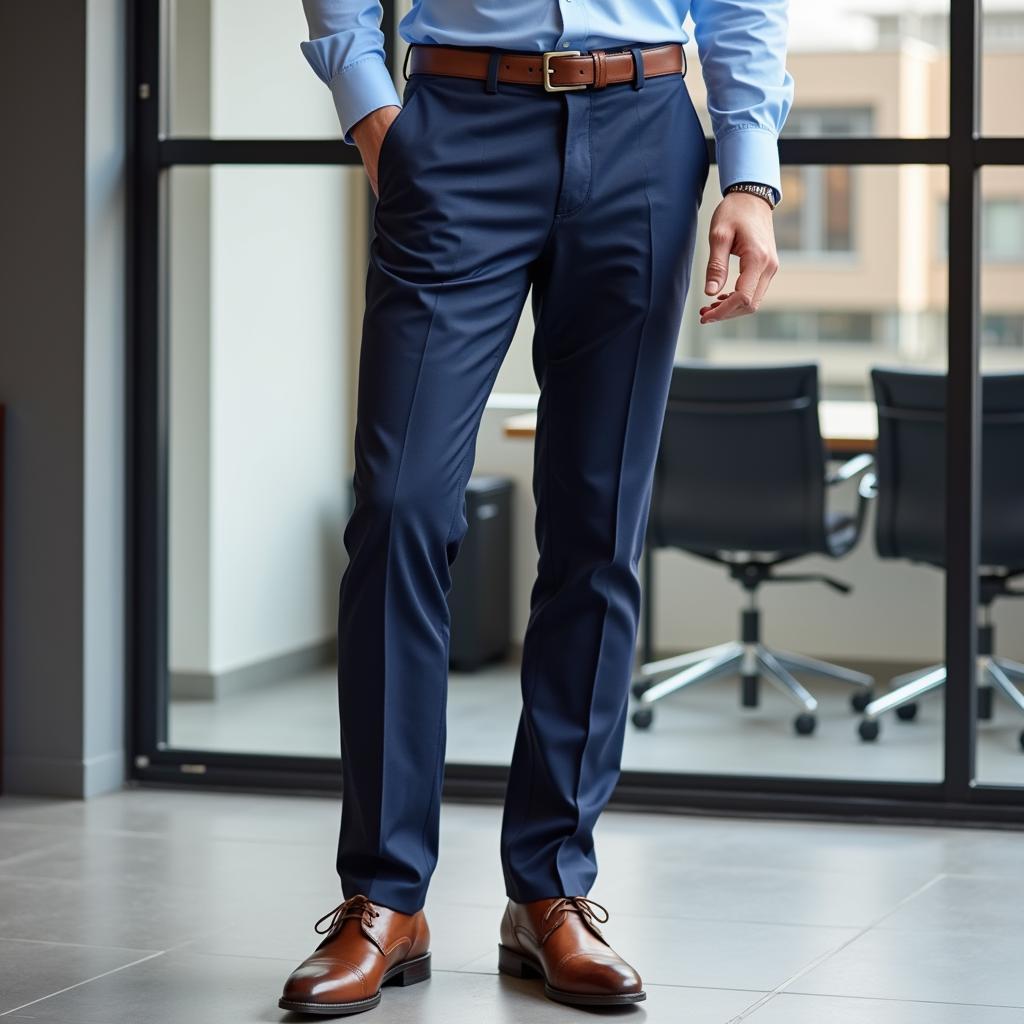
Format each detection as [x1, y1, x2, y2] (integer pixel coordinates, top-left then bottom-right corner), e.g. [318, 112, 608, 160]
[794, 713, 816, 736]
[850, 689, 874, 713]
[632, 707, 654, 730]
[631, 678, 652, 699]
[896, 703, 918, 722]
[859, 719, 880, 742]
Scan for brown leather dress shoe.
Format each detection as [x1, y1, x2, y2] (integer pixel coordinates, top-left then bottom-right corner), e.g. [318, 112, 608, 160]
[498, 895, 645, 1006]
[279, 894, 431, 1016]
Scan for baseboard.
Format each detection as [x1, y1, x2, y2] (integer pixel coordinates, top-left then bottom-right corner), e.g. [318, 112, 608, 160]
[3, 749, 125, 798]
[170, 638, 335, 701]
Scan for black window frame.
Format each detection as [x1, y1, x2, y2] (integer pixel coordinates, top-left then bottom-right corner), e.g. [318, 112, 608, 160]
[127, 0, 1024, 825]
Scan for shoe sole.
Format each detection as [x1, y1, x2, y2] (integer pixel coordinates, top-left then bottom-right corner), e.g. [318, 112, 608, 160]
[278, 951, 431, 1016]
[497, 943, 646, 1006]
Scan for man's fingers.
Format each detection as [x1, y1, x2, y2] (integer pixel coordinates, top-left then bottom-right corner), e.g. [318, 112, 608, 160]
[717, 254, 762, 316]
[701, 245, 776, 323]
[750, 257, 778, 311]
[704, 224, 734, 295]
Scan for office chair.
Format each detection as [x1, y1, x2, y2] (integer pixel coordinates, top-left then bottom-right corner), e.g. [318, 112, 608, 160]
[857, 368, 1024, 749]
[631, 362, 875, 736]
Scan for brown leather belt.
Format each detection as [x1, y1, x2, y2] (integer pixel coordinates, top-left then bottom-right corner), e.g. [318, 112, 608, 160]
[405, 42, 685, 92]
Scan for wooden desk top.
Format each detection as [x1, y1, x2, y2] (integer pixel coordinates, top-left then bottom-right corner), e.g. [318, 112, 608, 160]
[502, 399, 878, 454]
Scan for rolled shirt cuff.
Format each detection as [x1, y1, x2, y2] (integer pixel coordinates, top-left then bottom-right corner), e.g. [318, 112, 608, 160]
[715, 125, 783, 205]
[324, 55, 402, 145]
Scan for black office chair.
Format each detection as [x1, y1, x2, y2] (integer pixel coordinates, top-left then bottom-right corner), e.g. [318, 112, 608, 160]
[857, 367, 1024, 748]
[631, 362, 875, 736]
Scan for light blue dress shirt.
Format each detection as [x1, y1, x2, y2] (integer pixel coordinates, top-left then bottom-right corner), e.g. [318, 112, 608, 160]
[300, 1, 794, 201]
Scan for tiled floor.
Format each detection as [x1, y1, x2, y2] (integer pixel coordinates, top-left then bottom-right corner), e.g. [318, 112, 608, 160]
[0, 789, 1022, 1023]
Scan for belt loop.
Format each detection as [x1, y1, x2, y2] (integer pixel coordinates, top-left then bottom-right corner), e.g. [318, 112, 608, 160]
[629, 46, 645, 90]
[485, 50, 501, 93]
[681, 44, 688, 79]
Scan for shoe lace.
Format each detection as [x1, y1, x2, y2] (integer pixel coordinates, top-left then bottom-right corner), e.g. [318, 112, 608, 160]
[539, 896, 610, 944]
[314, 894, 381, 938]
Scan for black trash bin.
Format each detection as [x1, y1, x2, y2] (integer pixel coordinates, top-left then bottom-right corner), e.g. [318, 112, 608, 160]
[447, 475, 514, 671]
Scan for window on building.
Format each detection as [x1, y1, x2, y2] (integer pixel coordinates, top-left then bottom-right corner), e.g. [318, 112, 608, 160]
[982, 314, 1024, 348]
[937, 198, 1024, 262]
[775, 108, 873, 255]
[712, 309, 892, 345]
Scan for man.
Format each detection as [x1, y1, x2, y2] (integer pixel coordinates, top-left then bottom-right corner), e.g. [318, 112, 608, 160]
[281, 0, 792, 1015]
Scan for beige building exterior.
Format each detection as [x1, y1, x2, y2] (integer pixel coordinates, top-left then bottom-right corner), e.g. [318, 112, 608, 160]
[679, 26, 1024, 397]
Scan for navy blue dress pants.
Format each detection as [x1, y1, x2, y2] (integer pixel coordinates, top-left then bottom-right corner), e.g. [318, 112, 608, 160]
[336, 47, 710, 915]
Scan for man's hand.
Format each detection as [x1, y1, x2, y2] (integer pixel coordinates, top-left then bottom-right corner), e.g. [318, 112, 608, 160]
[350, 105, 403, 198]
[699, 192, 779, 324]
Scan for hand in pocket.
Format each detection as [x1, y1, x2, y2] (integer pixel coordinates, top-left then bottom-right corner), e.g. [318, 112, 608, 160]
[351, 105, 403, 198]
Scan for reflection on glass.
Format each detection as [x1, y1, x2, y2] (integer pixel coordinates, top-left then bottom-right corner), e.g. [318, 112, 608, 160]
[977, 167, 1024, 787]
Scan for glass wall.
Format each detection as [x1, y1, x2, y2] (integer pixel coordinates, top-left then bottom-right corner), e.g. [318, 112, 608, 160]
[135, 0, 1024, 818]
[975, 166, 1024, 787]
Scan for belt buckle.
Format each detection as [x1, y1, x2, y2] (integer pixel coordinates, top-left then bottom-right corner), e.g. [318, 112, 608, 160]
[542, 50, 586, 92]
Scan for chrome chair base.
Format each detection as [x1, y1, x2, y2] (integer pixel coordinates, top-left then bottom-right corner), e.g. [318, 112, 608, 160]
[858, 655, 1024, 749]
[631, 641, 874, 736]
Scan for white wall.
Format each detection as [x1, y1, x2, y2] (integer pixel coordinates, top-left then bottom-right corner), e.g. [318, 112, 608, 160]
[168, 0, 356, 680]
[206, 165, 351, 673]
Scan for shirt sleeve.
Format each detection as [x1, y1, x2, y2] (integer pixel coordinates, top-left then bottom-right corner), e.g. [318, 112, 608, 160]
[689, 0, 795, 203]
[299, 0, 402, 145]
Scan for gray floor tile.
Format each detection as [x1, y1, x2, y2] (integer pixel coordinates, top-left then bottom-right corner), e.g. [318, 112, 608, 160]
[0, 790, 342, 847]
[590, 810, 977, 878]
[0, 825, 72, 868]
[0, 950, 290, 1024]
[937, 829, 1024, 880]
[587, 862, 933, 929]
[0, 828, 338, 900]
[876, 874, 1024, 938]
[1, 959, 763, 1024]
[0, 938, 156, 1015]
[458, 915, 856, 992]
[1, 789, 1020, 1022]
[745, 992, 1024, 1023]
[0, 875, 243, 950]
[183, 894, 503, 975]
[788, 926, 1024, 1007]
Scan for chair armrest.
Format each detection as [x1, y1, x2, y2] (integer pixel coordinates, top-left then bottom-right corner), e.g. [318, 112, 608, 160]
[826, 453, 874, 487]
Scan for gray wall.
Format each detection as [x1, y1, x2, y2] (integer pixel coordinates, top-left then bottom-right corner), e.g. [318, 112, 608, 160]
[0, 0, 127, 797]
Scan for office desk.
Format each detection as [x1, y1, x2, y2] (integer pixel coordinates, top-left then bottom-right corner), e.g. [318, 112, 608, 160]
[502, 399, 878, 455]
